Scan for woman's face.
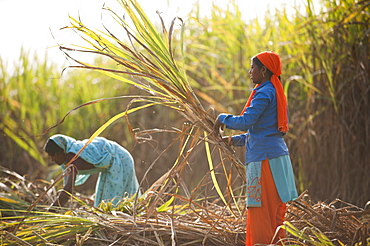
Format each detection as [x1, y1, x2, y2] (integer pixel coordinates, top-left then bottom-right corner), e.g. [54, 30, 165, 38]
[49, 152, 66, 165]
[249, 60, 266, 84]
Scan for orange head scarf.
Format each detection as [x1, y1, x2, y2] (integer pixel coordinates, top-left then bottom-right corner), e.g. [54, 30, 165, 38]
[241, 51, 289, 133]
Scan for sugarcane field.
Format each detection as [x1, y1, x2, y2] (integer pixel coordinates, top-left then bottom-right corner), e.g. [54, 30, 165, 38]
[0, 0, 369, 245]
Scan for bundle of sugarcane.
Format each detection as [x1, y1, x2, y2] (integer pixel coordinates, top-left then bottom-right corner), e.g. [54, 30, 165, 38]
[53, 0, 247, 224]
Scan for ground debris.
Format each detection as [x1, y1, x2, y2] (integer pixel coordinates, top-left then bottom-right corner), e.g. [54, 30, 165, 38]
[1, 168, 369, 245]
[286, 191, 370, 245]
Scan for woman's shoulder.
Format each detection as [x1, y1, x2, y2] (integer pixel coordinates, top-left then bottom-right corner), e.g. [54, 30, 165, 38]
[255, 81, 276, 99]
[258, 80, 275, 90]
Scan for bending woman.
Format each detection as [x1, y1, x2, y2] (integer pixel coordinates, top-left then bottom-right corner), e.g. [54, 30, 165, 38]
[45, 134, 140, 208]
[213, 51, 298, 245]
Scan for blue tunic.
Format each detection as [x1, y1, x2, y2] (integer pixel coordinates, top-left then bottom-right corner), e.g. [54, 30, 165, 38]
[217, 81, 298, 206]
[50, 134, 140, 206]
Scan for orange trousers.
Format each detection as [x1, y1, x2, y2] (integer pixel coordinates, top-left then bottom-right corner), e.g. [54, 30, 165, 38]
[245, 159, 286, 246]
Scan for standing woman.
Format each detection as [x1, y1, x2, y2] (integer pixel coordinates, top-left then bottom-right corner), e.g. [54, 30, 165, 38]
[44, 134, 140, 208]
[213, 51, 298, 245]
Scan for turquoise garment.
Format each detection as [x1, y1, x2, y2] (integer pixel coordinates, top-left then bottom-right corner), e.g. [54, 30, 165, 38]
[246, 155, 298, 207]
[49, 134, 140, 206]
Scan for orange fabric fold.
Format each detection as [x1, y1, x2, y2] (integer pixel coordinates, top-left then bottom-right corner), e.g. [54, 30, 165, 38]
[241, 51, 289, 133]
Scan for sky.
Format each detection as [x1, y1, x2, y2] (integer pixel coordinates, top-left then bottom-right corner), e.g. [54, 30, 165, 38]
[0, 0, 309, 70]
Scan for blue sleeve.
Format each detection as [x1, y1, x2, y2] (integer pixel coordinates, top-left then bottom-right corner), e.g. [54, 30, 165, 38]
[217, 91, 270, 131]
[231, 133, 248, 147]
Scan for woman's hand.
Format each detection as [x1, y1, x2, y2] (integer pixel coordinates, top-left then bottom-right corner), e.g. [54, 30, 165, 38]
[221, 136, 234, 147]
[50, 164, 77, 209]
[212, 115, 234, 147]
[213, 117, 225, 137]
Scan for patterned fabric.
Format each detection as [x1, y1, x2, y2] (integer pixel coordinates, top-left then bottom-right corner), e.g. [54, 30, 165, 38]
[246, 155, 298, 207]
[49, 134, 140, 206]
[245, 161, 262, 207]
